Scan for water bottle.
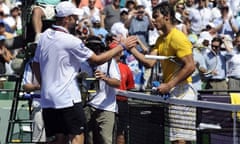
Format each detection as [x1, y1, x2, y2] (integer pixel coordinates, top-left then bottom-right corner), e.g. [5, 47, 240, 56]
[151, 81, 160, 95]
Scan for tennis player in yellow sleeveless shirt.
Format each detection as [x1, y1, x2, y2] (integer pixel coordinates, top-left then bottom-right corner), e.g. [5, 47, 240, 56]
[126, 1, 197, 144]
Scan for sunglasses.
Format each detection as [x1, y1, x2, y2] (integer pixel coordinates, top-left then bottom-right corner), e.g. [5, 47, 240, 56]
[211, 45, 220, 49]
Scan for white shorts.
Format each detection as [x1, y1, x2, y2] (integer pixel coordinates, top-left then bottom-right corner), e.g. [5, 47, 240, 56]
[168, 83, 197, 142]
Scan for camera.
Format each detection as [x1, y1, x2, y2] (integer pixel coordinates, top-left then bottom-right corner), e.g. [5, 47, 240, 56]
[77, 71, 100, 94]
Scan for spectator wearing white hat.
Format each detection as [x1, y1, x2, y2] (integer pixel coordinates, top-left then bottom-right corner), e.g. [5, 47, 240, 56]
[91, 14, 108, 42]
[199, 22, 218, 47]
[175, 12, 188, 35]
[32, 1, 138, 144]
[111, 8, 129, 38]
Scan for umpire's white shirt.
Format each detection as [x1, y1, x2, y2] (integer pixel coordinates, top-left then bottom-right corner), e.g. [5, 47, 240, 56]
[34, 25, 94, 109]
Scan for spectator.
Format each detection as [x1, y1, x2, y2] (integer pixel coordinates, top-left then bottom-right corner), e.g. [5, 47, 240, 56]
[213, 6, 238, 39]
[226, 32, 240, 90]
[4, 6, 22, 36]
[186, 0, 212, 35]
[32, 2, 137, 143]
[184, 0, 195, 11]
[203, 37, 228, 94]
[211, 0, 233, 21]
[0, 35, 12, 75]
[145, 0, 160, 47]
[0, 21, 13, 39]
[127, 4, 154, 90]
[127, 5, 154, 53]
[111, 8, 129, 38]
[125, 0, 137, 14]
[175, 2, 186, 17]
[199, 22, 218, 45]
[75, 19, 93, 41]
[228, 0, 240, 17]
[101, 0, 121, 32]
[0, 11, 13, 33]
[22, 47, 46, 143]
[189, 35, 207, 91]
[0, 0, 10, 16]
[125, 2, 197, 143]
[81, 36, 120, 144]
[136, 0, 151, 12]
[81, 0, 101, 21]
[79, 0, 104, 11]
[175, 12, 188, 35]
[145, 0, 160, 17]
[91, 15, 108, 42]
[107, 35, 135, 144]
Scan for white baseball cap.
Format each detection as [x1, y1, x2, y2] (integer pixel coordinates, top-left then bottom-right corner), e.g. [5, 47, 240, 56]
[91, 15, 101, 23]
[175, 12, 183, 23]
[120, 8, 128, 14]
[55, 1, 81, 17]
[207, 22, 215, 28]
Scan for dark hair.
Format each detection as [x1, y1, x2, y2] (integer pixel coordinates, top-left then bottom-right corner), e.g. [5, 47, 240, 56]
[152, 1, 175, 23]
[236, 31, 240, 37]
[10, 7, 19, 14]
[120, 11, 128, 15]
[220, 6, 229, 11]
[85, 36, 106, 54]
[0, 22, 4, 27]
[105, 33, 117, 49]
[212, 37, 223, 46]
[105, 33, 116, 43]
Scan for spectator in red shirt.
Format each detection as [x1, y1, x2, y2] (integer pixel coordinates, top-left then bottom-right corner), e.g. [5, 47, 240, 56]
[107, 35, 135, 144]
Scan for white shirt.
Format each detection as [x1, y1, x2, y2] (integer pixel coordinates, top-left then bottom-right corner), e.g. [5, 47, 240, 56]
[22, 60, 41, 107]
[188, 7, 212, 34]
[82, 6, 101, 20]
[4, 16, 22, 36]
[226, 49, 240, 78]
[211, 6, 233, 21]
[0, 2, 10, 15]
[80, 59, 120, 112]
[33, 25, 94, 109]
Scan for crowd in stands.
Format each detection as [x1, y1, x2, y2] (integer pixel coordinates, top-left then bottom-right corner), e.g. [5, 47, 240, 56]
[0, 0, 240, 92]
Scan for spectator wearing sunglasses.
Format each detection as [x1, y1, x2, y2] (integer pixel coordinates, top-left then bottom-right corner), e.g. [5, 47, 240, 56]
[203, 36, 228, 94]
